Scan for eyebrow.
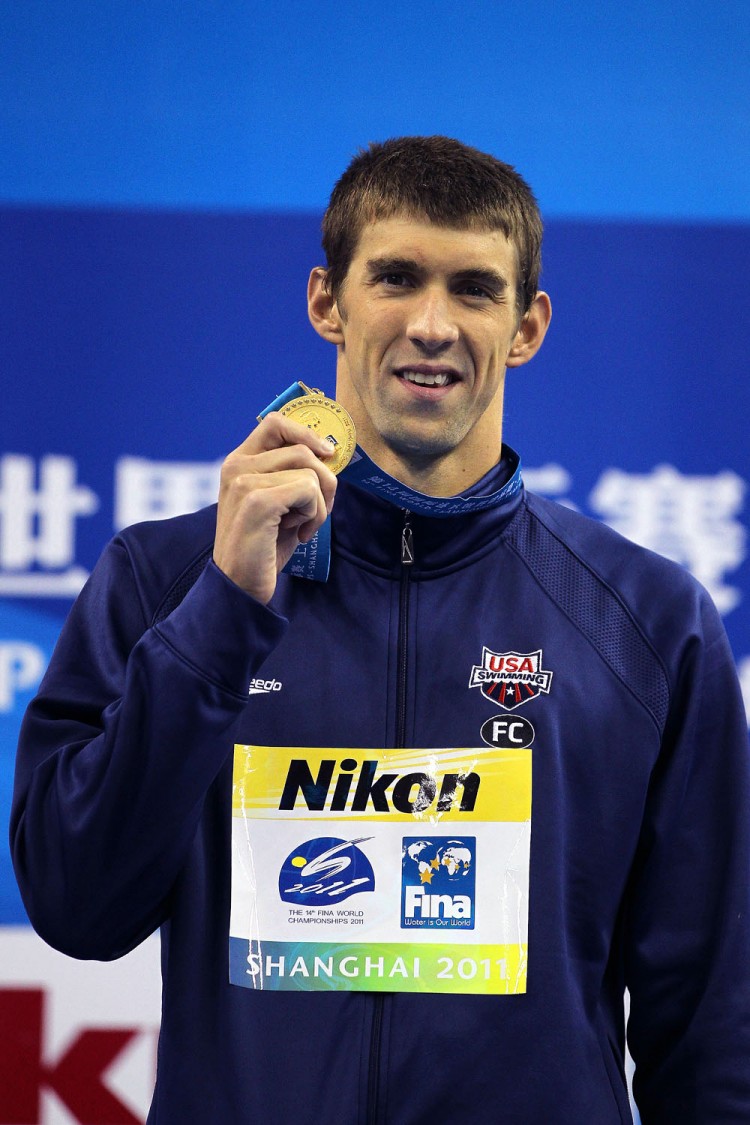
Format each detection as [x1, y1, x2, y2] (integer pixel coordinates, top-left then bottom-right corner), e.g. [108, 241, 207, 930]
[365, 256, 510, 292]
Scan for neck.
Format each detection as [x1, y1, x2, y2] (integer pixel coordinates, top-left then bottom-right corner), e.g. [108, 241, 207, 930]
[358, 441, 503, 498]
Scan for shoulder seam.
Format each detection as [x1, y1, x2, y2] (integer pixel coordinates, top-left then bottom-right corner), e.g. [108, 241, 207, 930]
[151, 544, 215, 626]
[508, 501, 671, 734]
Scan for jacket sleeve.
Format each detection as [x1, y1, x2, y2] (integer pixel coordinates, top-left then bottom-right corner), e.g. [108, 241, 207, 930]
[10, 535, 287, 961]
[625, 588, 750, 1122]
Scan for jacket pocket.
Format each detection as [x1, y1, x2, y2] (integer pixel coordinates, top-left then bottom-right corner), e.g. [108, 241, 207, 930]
[597, 1026, 635, 1124]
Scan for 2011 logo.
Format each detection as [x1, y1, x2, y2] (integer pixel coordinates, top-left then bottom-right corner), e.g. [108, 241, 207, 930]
[469, 647, 553, 710]
[278, 836, 375, 904]
[401, 837, 476, 930]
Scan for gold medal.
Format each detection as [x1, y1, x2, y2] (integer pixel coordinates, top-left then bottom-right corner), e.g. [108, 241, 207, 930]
[279, 393, 357, 475]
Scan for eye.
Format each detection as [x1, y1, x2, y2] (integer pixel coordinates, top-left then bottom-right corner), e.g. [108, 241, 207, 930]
[457, 282, 494, 300]
[380, 272, 413, 288]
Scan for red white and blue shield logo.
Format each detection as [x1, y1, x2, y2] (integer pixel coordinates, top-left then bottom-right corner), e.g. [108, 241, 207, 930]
[469, 647, 553, 711]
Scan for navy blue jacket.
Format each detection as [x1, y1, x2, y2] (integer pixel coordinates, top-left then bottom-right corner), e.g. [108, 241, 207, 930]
[11, 477, 750, 1123]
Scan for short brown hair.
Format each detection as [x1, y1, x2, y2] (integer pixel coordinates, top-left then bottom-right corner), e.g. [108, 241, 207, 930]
[322, 136, 543, 314]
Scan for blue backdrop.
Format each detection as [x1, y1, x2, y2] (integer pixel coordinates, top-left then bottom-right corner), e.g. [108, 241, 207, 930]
[3, 205, 748, 925]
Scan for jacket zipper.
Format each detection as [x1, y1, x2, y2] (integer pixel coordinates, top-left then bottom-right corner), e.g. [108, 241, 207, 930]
[396, 511, 414, 745]
[367, 510, 414, 1125]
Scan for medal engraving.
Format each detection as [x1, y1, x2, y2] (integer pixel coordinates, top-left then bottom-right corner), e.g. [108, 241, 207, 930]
[280, 394, 357, 475]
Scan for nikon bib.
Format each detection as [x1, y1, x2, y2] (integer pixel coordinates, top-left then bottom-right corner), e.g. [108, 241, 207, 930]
[229, 745, 531, 996]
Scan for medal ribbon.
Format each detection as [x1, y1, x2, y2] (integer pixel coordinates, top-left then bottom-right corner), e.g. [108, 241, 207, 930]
[259, 381, 523, 581]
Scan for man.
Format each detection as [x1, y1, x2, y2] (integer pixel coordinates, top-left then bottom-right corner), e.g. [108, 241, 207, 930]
[11, 137, 750, 1123]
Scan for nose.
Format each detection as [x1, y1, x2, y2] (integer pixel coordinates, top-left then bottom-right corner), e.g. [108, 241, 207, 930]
[406, 287, 459, 352]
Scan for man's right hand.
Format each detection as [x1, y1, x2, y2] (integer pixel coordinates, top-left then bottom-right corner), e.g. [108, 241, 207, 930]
[213, 413, 338, 604]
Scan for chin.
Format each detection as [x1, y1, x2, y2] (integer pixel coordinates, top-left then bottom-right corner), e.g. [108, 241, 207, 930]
[384, 431, 458, 462]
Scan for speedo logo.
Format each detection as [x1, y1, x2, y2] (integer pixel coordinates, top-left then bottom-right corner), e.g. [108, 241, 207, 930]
[249, 677, 283, 695]
[279, 757, 480, 815]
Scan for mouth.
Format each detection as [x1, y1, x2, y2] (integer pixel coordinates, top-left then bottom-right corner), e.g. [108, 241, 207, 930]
[394, 365, 460, 389]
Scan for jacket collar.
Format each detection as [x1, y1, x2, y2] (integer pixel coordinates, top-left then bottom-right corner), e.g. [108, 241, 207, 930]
[331, 447, 525, 576]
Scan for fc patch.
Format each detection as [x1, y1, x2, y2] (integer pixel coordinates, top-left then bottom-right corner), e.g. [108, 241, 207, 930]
[469, 647, 553, 711]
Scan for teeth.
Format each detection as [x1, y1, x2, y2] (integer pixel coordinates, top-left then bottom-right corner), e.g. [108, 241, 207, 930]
[401, 370, 451, 387]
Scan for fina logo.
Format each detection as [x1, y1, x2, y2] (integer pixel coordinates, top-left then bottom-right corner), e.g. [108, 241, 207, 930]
[401, 837, 476, 930]
[278, 836, 375, 905]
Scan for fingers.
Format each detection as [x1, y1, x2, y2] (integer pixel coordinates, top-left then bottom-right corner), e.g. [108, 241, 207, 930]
[225, 413, 338, 509]
[236, 412, 338, 461]
[245, 466, 330, 535]
[213, 412, 340, 603]
[225, 440, 337, 514]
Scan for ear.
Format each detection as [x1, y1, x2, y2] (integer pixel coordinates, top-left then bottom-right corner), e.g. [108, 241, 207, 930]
[505, 291, 552, 368]
[308, 267, 345, 345]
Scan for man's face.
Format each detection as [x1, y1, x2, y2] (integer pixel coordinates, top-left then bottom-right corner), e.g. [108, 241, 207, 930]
[310, 215, 545, 491]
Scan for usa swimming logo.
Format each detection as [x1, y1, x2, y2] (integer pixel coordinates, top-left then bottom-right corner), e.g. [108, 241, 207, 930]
[278, 836, 375, 905]
[401, 838, 476, 930]
[469, 647, 553, 710]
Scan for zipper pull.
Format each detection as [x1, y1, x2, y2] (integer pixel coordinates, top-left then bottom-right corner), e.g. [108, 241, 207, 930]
[401, 512, 414, 566]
